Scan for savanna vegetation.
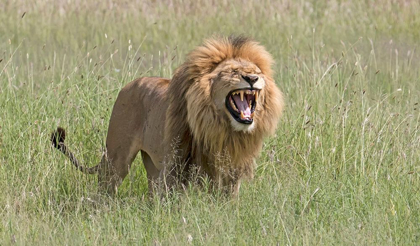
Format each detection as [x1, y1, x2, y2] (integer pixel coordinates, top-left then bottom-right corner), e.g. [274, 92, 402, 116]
[0, 0, 419, 244]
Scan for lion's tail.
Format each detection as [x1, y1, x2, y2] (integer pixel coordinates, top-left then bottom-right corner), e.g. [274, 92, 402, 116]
[50, 127, 99, 174]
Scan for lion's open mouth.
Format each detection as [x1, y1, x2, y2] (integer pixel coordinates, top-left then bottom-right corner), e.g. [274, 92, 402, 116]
[225, 89, 260, 124]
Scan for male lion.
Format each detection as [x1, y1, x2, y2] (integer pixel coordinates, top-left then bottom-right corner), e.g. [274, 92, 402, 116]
[51, 36, 284, 196]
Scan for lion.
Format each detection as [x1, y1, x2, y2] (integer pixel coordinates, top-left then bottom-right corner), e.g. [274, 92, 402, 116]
[51, 36, 284, 196]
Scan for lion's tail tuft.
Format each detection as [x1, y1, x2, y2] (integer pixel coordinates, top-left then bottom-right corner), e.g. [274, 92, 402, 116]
[50, 127, 99, 175]
[51, 127, 66, 149]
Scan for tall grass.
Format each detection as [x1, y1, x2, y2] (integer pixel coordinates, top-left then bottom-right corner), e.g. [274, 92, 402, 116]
[1, 0, 419, 244]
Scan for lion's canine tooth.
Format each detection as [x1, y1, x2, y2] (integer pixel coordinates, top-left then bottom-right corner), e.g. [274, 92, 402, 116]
[249, 100, 252, 108]
[251, 112, 254, 117]
[240, 91, 244, 101]
[240, 111, 245, 119]
[255, 91, 259, 101]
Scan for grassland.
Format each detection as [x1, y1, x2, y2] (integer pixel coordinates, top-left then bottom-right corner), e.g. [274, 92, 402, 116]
[0, 0, 419, 245]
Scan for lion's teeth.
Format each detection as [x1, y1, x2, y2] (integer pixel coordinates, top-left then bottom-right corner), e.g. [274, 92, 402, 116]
[230, 98, 238, 111]
[255, 91, 259, 101]
[240, 91, 244, 101]
[240, 111, 245, 119]
[249, 100, 252, 108]
[251, 112, 254, 117]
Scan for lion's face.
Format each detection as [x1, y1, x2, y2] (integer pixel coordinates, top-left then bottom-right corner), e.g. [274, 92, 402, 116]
[211, 59, 266, 132]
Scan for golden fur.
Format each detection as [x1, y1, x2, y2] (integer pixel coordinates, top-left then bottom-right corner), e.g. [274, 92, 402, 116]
[51, 36, 284, 195]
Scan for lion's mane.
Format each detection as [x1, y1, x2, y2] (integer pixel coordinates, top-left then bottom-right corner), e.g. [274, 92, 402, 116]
[164, 36, 284, 186]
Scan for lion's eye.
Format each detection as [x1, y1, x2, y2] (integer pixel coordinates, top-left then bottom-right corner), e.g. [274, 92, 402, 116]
[220, 70, 231, 75]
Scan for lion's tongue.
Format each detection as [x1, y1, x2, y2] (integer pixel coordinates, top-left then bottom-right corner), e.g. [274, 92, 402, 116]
[232, 95, 252, 119]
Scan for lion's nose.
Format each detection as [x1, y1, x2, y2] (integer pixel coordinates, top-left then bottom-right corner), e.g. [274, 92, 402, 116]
[242, 74, 259, 86]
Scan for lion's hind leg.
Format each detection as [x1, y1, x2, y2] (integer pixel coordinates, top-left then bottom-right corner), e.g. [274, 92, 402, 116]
[140, 151, 161, 195]
[97, 142, 141, 195]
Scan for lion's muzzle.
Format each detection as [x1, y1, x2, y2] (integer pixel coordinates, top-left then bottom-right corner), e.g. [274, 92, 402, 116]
[226, 88, 260, 124]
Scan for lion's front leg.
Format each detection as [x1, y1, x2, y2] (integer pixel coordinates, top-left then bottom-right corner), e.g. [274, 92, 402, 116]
[214, 158, 255, 197]
[229, 179, 242, 198]
[212, 170, 240, 197]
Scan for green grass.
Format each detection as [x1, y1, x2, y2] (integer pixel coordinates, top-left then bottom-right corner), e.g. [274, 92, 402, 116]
[1, 0, 419, 245]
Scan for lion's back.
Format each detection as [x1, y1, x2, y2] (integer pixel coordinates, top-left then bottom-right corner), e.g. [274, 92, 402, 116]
[125, 76, 170, 100]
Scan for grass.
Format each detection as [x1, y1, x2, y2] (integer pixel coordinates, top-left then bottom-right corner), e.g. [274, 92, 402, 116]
[1, 0, 419, 244]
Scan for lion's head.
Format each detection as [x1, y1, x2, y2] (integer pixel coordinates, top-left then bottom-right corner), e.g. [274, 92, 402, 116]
[164, 36, 283, 185]
[207, 58, 268, 132]
[182, 36, 283, 136]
